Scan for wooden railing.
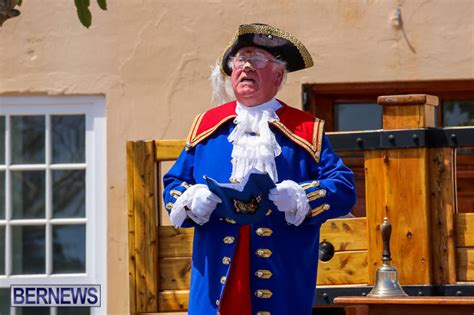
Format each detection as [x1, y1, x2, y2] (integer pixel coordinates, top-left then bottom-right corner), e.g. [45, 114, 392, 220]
[127, 94, 474, 313]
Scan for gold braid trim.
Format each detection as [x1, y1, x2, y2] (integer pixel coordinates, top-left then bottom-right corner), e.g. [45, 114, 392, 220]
[185, 114, 237, 150]
[310, 204, 331, 217]
[169, 190, 182, 198]
[270, 118, 324, 163]
[180, 182, 191, 189]
[301, 180, 320, 190]
[314, 118, 325, 161]
[307, 190, 325, 202]
[221, 24, 313, 74]
[186, 113, 204, 150]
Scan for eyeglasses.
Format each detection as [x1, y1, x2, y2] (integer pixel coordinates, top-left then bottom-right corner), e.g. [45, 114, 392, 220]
[232, 54, 277, 70]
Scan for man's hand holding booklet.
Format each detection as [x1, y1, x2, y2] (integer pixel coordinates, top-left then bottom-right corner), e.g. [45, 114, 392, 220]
[204, 168, 276, 224]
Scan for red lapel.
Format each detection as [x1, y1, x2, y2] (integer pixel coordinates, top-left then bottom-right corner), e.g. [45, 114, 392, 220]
[185, 100, 324, 162]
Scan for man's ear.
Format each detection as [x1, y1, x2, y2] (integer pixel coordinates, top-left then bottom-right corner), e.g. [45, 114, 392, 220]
[275, 68, 284, 86]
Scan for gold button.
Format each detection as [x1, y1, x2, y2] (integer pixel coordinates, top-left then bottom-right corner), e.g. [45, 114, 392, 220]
[224, 217, 237, 224]
[256, 312, 271, 315]
[255, 228, 273, 237]
[255, 269, 272, 279]
[255, 289, 272, 298]
[222, 256, 231, 265]
[223, 236, 235, 244]
[165, 202, 173, 211]
[255, 249, 272, 258]
[220, 276, 226, 284]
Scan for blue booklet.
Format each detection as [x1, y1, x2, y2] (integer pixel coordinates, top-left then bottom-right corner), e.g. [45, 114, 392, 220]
[205, 170, 276, 225]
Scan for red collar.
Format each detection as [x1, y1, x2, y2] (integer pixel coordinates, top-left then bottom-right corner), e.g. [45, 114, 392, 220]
[185, 100, 324, 162]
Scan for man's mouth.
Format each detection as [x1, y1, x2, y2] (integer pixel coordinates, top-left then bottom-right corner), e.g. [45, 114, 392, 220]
[240, 78, 256, 83]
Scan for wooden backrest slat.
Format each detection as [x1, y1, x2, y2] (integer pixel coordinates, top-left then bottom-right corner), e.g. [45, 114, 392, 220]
[155, 139, 185, 161]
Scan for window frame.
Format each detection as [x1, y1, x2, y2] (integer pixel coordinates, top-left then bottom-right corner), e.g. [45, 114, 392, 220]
[0, 96, 106, 314]
[303, 79, 474, 131]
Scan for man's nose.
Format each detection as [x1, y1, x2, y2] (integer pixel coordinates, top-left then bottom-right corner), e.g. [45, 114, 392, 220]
[242, 60, 255, 70]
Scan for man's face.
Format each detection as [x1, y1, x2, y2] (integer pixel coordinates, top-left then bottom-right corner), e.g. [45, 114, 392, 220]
[230, 47, 284, 107]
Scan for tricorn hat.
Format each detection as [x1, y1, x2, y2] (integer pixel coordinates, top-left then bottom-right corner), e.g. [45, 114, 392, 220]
[221, 23, 313, 76]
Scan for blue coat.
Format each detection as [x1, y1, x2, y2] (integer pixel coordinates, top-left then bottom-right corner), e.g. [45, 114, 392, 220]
[163, 102, 356, 315]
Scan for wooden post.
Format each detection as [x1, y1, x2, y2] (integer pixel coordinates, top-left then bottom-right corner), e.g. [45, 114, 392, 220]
[429, 147, 457, 284]
[127, 140, 159, 312]
[365, 94, 451, 285]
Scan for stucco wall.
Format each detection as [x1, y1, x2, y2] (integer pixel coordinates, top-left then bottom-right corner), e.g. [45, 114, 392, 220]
[0, 0, 472, 313]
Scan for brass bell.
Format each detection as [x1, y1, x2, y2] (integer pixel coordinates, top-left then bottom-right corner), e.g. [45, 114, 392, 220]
[367, 217, 408, 297]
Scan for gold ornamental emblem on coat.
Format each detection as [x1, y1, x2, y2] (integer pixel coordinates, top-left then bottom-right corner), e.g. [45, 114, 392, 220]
[233, 193, 263, 214]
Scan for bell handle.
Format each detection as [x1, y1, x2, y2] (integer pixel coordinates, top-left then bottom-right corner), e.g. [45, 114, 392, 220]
[381, 217, 392, 263]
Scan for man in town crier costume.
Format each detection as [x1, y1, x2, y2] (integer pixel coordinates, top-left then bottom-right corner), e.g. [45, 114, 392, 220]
[163, 23, 356, 315]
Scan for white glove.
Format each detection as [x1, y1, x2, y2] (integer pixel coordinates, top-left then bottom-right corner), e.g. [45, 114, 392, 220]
[269, 182, 297, 212]
[269, 180, 310, 226]
[188, 186, 222, 225]
[169, 184, 221, 227]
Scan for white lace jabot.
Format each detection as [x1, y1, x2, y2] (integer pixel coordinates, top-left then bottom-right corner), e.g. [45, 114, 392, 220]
[228, 98, 282, 182]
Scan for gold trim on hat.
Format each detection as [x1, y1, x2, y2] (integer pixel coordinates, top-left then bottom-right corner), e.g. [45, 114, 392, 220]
[237, 24, 313, 68]
[221, 23, 313, 74]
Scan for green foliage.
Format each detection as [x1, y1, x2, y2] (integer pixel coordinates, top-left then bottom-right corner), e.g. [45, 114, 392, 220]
[2, 0, 107, 28]
[74, 0, 107, 28]
[97, 0, 107, 10]
[75, 0, 92, 28]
